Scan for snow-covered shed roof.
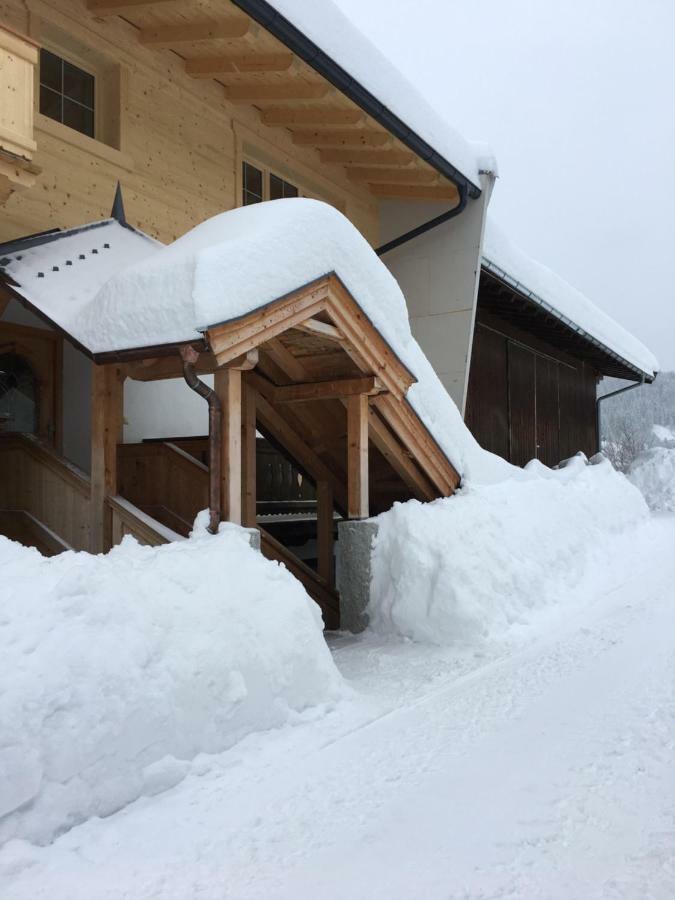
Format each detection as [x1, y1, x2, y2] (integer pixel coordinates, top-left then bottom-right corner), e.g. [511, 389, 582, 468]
[236, 0, 490, 196]
[482, 221, 658, 381]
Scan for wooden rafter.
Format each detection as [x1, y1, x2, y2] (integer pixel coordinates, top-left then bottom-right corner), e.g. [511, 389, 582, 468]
[368, 183, 460, 202]
[348, 167, 438, 185]
[294, 317, 343, 343]
[292, 129, 391, 147]
[248, 373, 385, 404]
[261, 107, 363, 127]
[185, 53, 293, 78]
[319, 148, 415, 166]
[226, 82, 331, 103]
[88, 0, 175, 13]
[139, 19, 253, 47]
[368, 408, 436, 502]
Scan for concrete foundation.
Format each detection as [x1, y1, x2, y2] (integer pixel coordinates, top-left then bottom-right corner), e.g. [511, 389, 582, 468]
[336, 519, 379, 633]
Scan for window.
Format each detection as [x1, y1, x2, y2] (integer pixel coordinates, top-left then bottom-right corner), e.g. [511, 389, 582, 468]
[39, 48, 95, 139]
[242, 161, 298, 205]
[0, 354, 38, 435]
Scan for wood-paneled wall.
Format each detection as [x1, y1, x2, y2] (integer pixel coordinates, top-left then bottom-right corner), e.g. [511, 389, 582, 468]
[0, 0, 379, 245]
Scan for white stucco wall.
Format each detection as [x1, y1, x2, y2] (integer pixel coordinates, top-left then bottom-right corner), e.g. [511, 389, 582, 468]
[123, 376, 211, 443]
[378, 174, 494, 413]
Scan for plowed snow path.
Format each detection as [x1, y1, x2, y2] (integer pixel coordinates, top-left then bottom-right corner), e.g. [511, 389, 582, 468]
[3, 516, 675, 899]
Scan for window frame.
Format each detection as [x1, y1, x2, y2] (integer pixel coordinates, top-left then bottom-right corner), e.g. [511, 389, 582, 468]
[38, 47, 97, 140]
[242, 158, 302, 206]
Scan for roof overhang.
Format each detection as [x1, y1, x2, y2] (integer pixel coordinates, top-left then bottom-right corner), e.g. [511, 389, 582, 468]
[479, 262, 655, 383]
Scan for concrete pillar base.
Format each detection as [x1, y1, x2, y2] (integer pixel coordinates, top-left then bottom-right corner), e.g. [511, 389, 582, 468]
[336, 519, 379, 633]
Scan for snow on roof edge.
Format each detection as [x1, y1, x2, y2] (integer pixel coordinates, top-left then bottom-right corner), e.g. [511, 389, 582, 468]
[481, 222, 658, 380]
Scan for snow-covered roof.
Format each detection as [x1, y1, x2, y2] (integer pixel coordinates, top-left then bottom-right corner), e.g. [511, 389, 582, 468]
[258, 0, 492, 192]
[0, 220, 160, 352]
[482, 221, 659, 380]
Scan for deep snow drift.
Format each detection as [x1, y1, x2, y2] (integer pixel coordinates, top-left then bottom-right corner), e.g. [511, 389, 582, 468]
[369, 455, 649, 644]
[0, 519, 343, 846]
[628, 446, 675, 512]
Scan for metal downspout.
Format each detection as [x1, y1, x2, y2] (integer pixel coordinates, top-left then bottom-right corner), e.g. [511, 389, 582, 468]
[595, 374, 645, 454]
[375, 186, 468, 257]
[179, 346, 222, 534]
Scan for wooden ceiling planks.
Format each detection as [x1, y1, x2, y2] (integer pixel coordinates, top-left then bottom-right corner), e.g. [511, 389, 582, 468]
[93, 0, 461, 202]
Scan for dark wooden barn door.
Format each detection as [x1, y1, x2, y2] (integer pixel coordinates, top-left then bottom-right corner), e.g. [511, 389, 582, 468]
[535, 356, 560, 466]
[507, 342, 536, 467]
[465, 326, 509, 459]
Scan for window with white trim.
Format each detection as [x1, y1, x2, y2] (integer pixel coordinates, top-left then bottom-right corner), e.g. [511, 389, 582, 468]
[242, 161, 299, 205]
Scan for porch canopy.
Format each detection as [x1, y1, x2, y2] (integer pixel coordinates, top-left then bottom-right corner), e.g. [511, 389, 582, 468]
[0, 198, 511, 487]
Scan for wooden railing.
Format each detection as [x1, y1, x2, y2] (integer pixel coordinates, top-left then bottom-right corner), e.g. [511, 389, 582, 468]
[0, 433, 91, 550]
[108, 495, 183, 547]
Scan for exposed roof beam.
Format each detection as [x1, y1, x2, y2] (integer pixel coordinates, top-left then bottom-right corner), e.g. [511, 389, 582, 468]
[261, 106, 363, 127]
[88, 0, 175, 13]
[319, 148, 415, 166]
[294, 317, 343, 343]
[226, 82, 331, 103]
[348, 167, 437, 185]
[274, 376, 385, 403]
[292, 129, 391, 148]
[139, 19, 253, 47]
[368, 183, 460, 201]
[185, 52, 293, 77]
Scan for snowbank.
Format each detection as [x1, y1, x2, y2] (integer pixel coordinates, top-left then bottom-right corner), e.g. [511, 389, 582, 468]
[483, 221, 658, 378]
[0, 521, 343, 846]
[628, 446, 675, 512]
[369, 457, 648, 644]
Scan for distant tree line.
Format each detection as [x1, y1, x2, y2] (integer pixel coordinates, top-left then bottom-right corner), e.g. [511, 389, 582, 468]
[599, 371, 675, 471]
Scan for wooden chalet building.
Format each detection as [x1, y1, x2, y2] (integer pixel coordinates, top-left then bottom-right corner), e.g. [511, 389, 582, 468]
[0, 0, 656, 628]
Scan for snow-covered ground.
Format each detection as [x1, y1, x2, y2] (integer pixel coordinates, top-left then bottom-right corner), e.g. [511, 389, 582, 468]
[2, 504, 674, 899]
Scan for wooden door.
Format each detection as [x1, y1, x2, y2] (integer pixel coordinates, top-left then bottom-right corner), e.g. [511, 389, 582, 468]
[535, 355, 560, 466]
[0, 322, 62, 449]
[507, 342, 536, 466]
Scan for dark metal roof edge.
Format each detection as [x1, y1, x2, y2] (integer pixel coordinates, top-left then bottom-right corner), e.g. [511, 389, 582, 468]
[480, 258, 655, 382]
[230, 0, 481, 200]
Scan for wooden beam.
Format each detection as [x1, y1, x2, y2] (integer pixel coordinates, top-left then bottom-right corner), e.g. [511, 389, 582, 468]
[368, 408, 436, 502]
[241, 381, 257, 528]
[214, 368, 242, 524]
[316, 480, 334, 584]
[274, 376, 385, 404]
[88, 0, 174, 13]
[90, 364, 124, 553]
[319, 148, 415, 166]
[347, 394, 369, 519]
[368, 183, 460, 202]
[226, 82, 331, 103]
[261, 106, 363, 127]
[185, 52, 293, 77]
[139, 19, 252, 47]
[294, 317, 343, 343]
[263, 337, 307, 382]
[292, 129, 391, 148]
[207, 278, 330, 366]
[348, 167, 438, 185]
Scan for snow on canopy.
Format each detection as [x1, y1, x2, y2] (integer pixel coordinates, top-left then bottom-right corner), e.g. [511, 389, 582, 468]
[483, 220, 659, 379]
[263, 0, 492, 189]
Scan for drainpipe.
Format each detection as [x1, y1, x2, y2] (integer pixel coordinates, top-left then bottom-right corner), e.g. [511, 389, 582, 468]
[375, 186, 468, 257]
[596, 374, 645, 454]
[179, 346, 221, 534]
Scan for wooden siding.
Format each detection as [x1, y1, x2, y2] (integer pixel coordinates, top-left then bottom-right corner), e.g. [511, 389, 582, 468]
[0, 0, 379, 245]
[466, 321, 599, 467]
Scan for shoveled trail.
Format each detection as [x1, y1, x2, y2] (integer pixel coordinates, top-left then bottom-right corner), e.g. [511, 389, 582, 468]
[3, 516, 675, 900]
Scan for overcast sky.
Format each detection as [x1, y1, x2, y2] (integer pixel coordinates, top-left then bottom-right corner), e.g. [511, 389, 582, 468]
[334, 0, 675, 371]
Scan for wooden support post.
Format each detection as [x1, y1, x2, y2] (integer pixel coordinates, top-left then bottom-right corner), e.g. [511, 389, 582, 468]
[347, 394, 369, 519]
[215, 368, 242, 524]
[316, 480, 334, 584]
[90, 364, 124, 553]
[241, 381, 257, 528]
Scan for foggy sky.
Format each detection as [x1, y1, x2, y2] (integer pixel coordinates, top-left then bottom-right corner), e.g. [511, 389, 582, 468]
[334, 0, 675, 371]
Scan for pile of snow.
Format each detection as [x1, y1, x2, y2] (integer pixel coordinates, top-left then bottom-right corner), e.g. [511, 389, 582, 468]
[652, 423, 675, 446]
[86, 200, 512, 484]
[628, 446, 675, 512]
[483, 220, 658, 378]
[369, 456, 648, 644]
[0, 519, 343, 846]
